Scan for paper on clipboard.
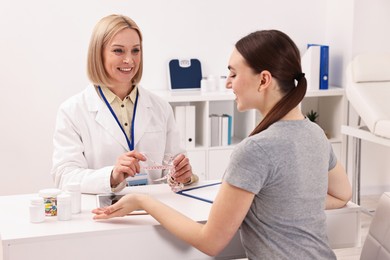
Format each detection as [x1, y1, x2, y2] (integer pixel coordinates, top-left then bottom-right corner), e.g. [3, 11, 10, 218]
[178, 182, 221, 203]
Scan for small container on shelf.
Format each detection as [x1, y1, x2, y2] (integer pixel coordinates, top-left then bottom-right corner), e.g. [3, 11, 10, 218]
[218, 76, 227, 91]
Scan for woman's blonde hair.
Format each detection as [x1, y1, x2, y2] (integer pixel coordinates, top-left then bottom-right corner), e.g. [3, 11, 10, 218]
[87, 14, 143, 87]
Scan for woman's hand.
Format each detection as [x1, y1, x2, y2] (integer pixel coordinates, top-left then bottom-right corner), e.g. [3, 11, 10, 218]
[92, 193, 145, 219]
[171, 154, 193, 183]
[110, 151, 146, 187]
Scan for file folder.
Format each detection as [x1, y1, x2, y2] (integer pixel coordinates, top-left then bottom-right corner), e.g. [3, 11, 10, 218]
[209, 114, 220, 147]
[221, 115, 229, 146]
[307, 44, 329, 90]
[174, 105, 196, 149]
[174, 106, 186, 149]
[185, 105, 196, 149]
[301, 45, 321, 90]
[221, 114, 232, 146]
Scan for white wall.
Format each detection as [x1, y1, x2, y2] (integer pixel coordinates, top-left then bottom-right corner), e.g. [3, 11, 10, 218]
[352, 0, 390, 56]
[1, 0, 388, 196]
[325, 0, 355, 87]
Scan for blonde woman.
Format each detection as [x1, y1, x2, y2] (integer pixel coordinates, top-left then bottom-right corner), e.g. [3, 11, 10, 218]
[52, 14, 197, 194]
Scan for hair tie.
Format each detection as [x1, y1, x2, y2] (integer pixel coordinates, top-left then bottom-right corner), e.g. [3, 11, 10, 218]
[295, 72, 305, 81]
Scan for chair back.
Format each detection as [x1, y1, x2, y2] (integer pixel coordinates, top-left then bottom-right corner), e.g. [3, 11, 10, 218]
[360, 192, 390, 260]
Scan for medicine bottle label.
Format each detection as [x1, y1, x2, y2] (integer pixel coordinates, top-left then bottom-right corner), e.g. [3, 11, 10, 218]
[43, 197, 57, 216]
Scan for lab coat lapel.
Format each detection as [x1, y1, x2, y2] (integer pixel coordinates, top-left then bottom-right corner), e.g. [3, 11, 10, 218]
[86, 86, 130, 151]
[133, 87, 152, 148]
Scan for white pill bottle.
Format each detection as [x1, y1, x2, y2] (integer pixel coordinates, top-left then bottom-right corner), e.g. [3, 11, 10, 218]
[66, 183, 81, 214]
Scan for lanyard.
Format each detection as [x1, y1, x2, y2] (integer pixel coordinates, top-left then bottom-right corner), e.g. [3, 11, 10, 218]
[98, 86, 139, 151]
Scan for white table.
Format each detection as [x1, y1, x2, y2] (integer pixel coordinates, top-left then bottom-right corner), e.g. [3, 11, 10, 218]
[0, 182, 245, 260]
[0, 181, 360, 260]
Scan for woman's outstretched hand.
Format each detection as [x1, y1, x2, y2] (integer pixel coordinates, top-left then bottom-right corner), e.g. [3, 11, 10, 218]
[92, 194, 145, 219]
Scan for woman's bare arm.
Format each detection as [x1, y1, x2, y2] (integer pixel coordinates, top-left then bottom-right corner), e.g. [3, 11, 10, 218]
[326, 161, 352, 209]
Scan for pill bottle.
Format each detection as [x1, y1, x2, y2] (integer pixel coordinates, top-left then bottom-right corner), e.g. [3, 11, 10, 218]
[29, 197, 45, 223]
[66, 182, 81, 214]
[39, 188, 62, 216]
[207, 75, 217, 91]
[200, 77, 208, 92]
[57, 193, 72, 221]
[218, 76, 227, 91]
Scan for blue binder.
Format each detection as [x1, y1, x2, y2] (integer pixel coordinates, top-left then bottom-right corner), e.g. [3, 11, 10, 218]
[307, 44, 329, 90]
[169, 59, 202, 90]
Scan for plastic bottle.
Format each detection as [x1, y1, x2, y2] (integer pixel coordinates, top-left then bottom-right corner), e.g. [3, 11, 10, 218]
[57, 193, 72, 221]
[218, 76, 227, 91]
[207, 75, 217, 91]
[38, 188, 62, 216]
[200, 77, 209, 92]
[29, 197, 45, 223]
[66, 182, 81, 214]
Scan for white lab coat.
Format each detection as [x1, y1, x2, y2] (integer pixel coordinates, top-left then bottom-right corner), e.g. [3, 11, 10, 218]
[51, 84, 184, 194]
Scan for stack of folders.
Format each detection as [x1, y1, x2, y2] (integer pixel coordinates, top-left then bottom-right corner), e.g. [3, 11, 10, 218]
[174, 105, 196, 149]
[209, 114, 232, 147]
[301, 44, 329, 90]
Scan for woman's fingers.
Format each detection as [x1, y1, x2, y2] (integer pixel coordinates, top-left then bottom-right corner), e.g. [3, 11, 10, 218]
[172, 154, 192, 182]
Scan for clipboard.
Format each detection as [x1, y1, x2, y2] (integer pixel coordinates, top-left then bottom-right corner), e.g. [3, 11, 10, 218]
[177, 182, 221, 203]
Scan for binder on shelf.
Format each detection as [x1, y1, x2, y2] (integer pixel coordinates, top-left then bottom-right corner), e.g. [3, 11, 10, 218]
[174, 106, 186, 149]
[308, 44, 329, 90]
[301, 45, 320, 90]
[210, 114, 232, 147]
[209, 114, 220, 147]
[218, 115, 223, 145]
[168, 59, 202, 91]
[227, 114, 232, 145]
[301, 44, 329, 90]
[221, 114, 232, 146]
[185, 105, 196, 149]
[174, 105, 196, 149]
[221, 116, 228, 146]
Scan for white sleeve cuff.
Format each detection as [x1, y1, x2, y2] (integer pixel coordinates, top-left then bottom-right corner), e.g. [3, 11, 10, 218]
[110, 180, 127, 193]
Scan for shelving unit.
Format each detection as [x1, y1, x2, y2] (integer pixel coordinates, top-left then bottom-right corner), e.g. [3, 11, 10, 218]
[154, 86, 346, 180]
[301, 87, 346, 161]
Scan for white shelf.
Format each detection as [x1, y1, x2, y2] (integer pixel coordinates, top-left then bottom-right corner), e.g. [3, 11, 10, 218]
[155, 87, 346, 180]
[154, 89, 235, 102]
[306, 86, 344, 97]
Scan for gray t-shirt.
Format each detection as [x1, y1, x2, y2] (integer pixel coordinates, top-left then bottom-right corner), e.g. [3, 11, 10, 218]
[224, 118, 337, 260]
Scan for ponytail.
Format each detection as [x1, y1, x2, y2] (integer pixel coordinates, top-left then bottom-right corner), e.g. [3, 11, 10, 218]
[250, 75, 307, 136]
